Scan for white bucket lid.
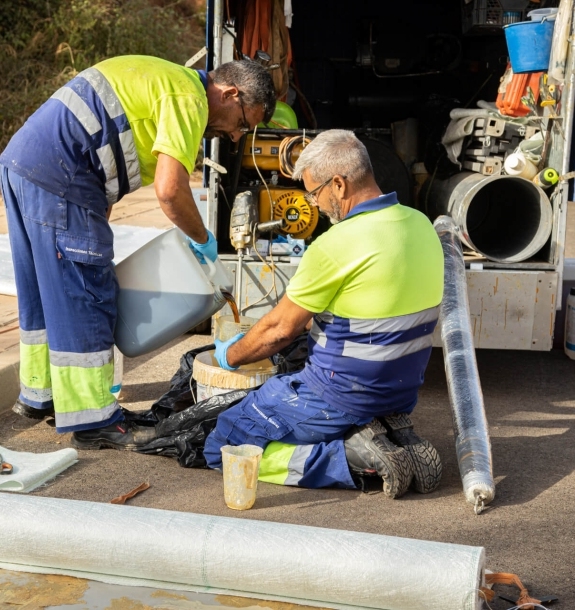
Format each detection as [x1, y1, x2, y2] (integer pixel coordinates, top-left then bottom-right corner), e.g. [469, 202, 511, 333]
[527, 8, 558, 21]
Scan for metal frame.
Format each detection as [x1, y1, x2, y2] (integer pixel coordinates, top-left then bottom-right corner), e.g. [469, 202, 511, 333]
[206, 0, 224, 237]
[552, 3, 575, 307]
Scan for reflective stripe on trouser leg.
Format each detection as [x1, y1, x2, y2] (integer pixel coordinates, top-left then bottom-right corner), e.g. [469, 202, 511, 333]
[1, 168, 122, 433]
[19, 329, 53, 409]
[50, 347, 119, 431]
[258, 440, 355, 489]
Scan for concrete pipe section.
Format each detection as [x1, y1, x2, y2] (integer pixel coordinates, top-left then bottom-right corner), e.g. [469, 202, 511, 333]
[424, 172, 553, 263]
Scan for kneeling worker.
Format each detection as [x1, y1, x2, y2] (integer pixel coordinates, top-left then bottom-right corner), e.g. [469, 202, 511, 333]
[204, 130, 444, 497]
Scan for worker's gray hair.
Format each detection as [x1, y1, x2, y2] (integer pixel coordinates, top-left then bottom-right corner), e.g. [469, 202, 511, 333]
[292, 130, 373, 184]
[212, 60, 276, 124]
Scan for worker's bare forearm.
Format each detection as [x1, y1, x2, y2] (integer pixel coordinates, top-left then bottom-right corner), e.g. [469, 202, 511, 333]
[227, 325, 299, 367]
[155, 153, 208, 243]
[226, 296, 313, 367]
[158, 194, 208, 243]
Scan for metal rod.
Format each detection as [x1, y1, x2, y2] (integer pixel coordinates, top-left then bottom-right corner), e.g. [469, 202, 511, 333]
[236, 252, 244, 316]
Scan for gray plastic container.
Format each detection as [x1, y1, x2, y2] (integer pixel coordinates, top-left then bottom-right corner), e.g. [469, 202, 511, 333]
[114, 228, 233, 357]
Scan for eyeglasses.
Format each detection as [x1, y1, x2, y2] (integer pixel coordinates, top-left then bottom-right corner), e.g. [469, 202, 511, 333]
[233, 85, 251, 133]
[303, 175, 347, 206]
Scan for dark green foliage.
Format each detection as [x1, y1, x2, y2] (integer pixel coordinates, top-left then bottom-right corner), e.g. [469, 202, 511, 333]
[0, 0, 205, 148]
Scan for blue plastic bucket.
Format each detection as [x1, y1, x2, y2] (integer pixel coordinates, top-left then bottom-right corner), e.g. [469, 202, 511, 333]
[504, 19, 555, 73]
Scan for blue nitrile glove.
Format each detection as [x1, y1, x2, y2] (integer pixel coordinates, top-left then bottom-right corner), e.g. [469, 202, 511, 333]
[214, 333, 245, 370]
[187, 230, 218, 264]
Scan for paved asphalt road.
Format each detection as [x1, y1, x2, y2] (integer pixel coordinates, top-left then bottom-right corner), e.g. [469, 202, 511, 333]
[1, 331, 575, 609]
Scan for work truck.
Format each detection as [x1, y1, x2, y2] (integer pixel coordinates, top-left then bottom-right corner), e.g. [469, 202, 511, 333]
[197, 0, 574, 351]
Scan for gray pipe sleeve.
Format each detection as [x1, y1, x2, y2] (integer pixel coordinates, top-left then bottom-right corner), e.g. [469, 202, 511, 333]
[434, 215, 495, 512]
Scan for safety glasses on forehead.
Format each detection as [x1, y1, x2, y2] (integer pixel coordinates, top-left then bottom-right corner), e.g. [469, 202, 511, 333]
[303, 175, 347, 206]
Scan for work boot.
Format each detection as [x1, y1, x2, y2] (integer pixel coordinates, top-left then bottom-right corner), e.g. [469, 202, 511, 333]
[344, 419, 414, 498]
[71, 419, 157, 451]
[379, 413, 442, 494]
[12, 399, 55, 420]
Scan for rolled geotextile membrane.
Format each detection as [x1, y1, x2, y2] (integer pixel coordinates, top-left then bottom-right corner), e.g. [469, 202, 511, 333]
[424, 172, 552, 262]
[0, 494, 485, 610]
[434, 215, 495, 510]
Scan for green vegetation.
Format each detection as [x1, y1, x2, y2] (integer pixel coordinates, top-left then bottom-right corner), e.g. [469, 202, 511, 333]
[0, 0, 206, 149]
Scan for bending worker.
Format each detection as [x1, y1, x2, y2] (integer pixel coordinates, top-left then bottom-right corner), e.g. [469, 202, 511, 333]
[0, 57, 276, 449]
[204, 130, 444, 498]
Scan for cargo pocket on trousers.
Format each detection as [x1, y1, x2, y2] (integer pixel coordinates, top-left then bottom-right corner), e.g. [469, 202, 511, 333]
[56, 233, 116, 304]
[239, 400, 292, 442]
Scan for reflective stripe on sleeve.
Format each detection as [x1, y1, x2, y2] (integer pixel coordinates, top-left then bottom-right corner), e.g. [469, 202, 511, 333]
[119, 129, 142, 193]
[96, 143, 120, 204]
[77, 67, 142, 200]
[51, 88, 102, 135]
[80, 67, 125, 119]
[82, 67, 141, 196]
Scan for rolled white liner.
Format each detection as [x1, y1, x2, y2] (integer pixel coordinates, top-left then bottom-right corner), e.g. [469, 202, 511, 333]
[0, 495, 485, 610]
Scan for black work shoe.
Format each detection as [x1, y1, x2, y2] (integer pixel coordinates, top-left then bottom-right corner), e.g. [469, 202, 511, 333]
[379, 413, 442, 494]
[344, 419, 414, 499]
[12, 399, 55, 420]
[71, 419, 157, 451]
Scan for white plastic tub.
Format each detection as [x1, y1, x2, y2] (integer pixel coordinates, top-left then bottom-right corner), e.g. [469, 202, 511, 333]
[114, 228, 233, 357]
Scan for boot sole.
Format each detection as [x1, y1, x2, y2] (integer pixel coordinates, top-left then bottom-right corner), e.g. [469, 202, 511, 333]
[380, 446, 414, 499]
[403, 441, 443, 494]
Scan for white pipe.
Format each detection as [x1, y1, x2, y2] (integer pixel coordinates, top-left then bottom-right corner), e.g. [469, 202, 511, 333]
[0, 494, 485, 610]
[425, 172, 553, 263]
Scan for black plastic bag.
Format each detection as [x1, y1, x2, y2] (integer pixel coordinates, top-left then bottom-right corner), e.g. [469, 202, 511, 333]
[151, 343, 215, 420]
[135, 334, 308, 468]
[136, 390, 249, 467]
[271, 332, 308, 374]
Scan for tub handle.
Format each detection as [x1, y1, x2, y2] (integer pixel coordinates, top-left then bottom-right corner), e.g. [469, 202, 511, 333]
[204, 258, 217, 279]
